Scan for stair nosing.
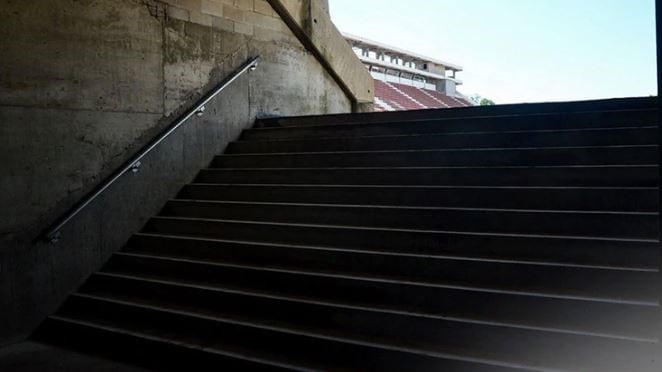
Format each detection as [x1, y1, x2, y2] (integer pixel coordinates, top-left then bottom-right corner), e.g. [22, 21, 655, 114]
[217, 144, 659, 157]
[111, 252, 661, 306]
[186, 183, 659, 191]
[233, 125, 659, 144]
[166, 198, 659, 216]
[148, 215, 661, 244]
[88, 272, 658, 342]
[46, 315, 314, 372]
[58, 294, 568, 372]
[132, 232, 658, 272]
[201, 164, 659, 171]
[245, 110, 656, 132]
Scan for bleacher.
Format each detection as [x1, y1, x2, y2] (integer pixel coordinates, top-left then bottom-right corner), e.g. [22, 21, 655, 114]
[344, 33, 475, 112]
[374, 80, 471, 111]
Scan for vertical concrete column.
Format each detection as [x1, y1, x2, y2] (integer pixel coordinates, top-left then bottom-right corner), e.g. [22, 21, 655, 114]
[319, 0, 329, 14]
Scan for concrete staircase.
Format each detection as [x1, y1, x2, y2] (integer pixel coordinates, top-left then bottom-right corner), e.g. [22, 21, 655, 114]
[34, 100, 661, 371]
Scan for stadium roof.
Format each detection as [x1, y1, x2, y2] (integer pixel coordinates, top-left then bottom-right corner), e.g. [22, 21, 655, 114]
[343, 32, 463, 72]
[358, 56, 462, 84]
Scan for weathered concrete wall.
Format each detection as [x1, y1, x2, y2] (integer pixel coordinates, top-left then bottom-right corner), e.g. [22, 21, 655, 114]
[0, 0, 351, 345]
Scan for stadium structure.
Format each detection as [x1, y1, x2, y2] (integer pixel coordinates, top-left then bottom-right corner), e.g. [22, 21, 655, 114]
[2, 1, 661, 371]
[344, 32, 473, 111]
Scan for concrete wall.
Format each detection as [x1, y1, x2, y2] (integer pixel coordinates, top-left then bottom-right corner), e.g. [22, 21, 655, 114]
[437, 79, 458, 97]
[426, 62, 446, 76]
[0, 0, 351, 345]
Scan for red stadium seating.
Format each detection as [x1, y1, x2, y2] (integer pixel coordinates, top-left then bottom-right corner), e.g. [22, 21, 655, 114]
[373, 79, 471, 111]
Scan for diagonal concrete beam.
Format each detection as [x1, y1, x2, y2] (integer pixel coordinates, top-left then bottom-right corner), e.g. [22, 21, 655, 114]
[268, 0, 374, 112]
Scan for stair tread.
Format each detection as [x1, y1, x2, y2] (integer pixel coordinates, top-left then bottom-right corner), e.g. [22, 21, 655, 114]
[204, 164, 659, 170]
[149, 215, 660, 243]
[180, 184, 659, 212]
[187, 183, 658, 190]
[244, 113, 656, 132]
[61, 291, 658, 372]
[144, 217, 659, 271]
[51, 301, 535, 372]
[132, 232, 658, 272]
[45, 315, 312, 372]
[218, 144, 659, 156]
[109, 252, 661, 305]
[125, 233, 659, 302]
[213, 146, 659, 168]
[167, 198, 658, 215]
[88, 271, 660, 342]
[123, 237, 660, 301]
[253, 101, 656, 128]
[196, 165, 657, 187]
[242, 116, 658, 141]
[162, 199, 659, 239]
[234, 125, 659, 144]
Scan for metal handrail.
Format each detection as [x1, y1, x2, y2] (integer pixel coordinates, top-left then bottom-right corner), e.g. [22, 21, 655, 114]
[43, 56, 260, 243]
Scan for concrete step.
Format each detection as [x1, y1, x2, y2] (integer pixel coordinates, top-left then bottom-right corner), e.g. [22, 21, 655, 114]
[142, 218, 659, 270]
[228, 126, 658, 154]
[254, 99, 657, 128]
[112, 249, 658, 310]
[71, 278, 658, 372]
[242, 110, 657, 140]
[41, 298, 515, 372]
[213, 146, 658, 168]
[160, 200, 658, 239]
[84, 271, 660, 347]
[196, 165, 658, 187]
[121, 236, 658, 304]
[33, 100, 661, 371]
[179, 184, 659, 212]
[89, 253, 660, 372]
[34, 317, 290, 371]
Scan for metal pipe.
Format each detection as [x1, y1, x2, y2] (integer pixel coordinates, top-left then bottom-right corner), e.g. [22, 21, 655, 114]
[42, 56, 260, 243]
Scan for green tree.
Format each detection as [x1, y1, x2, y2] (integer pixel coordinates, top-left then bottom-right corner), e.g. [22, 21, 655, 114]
[480, 98, 496, 106]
